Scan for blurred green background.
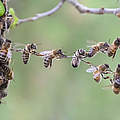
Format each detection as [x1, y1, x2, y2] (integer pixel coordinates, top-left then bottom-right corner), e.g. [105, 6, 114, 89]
[1, 0, 120, 120]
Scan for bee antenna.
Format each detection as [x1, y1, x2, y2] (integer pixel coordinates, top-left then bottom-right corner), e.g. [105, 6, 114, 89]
[104, 64, 109, 68]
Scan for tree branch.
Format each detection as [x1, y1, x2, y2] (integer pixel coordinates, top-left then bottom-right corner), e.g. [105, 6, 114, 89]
[67, 0, 120, 16]
[17, 0, 120, 26]
[17, 0, 66, 25]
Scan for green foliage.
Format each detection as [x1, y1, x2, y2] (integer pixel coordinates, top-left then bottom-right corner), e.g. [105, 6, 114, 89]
[9, 8, 19, 29]
[0, 1, 5, 16]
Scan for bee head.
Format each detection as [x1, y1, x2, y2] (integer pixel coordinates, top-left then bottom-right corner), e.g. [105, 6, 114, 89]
[55, 49, 63, 55]
[4, 39, 11, 49]
[104, 64, 109, 68]
[79, 49, 85, 55]
[31, 43, 37, 50]
[103, 42, 110, 48]
[114, 37, 120, 46]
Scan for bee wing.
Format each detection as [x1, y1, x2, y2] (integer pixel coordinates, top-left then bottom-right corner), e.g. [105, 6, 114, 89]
[86, 66, 97, 73]
[39, 50, 51, 56]
[93, 73, 100, 79]
[86, 40, 97, 48]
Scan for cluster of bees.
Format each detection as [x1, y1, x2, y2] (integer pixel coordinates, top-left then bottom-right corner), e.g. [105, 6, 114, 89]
[0, 0, 15, 103]
[71, 37, 120, 95]
[0, 36, 117, 103]
[7, 37, 120, 95]
[0, 0, 120, 104]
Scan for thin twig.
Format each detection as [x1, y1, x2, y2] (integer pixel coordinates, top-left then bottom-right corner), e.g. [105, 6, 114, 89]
[17, 0, 66, 25]
[67, 0, 120, 16]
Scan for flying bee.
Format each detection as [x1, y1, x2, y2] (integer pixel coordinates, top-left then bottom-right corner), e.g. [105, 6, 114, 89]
[13, 43, 38, 64]
[0, 39, 12, 65]
[108, 64, 120, 94]
[86, 42, 110, 58]
[86, 64, 112, 83]
[71, 49, 90, 68]
[22, 43, 38, 64]
[107, 38, 120, 59]
[39, 49, 67, 68]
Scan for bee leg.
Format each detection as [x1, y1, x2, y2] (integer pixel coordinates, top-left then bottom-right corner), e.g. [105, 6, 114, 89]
[110, 79, 113, 84]
[112, 51, 116, 59]
[101, 73, 109, 79]
[81, 59, 91, 65]
[49, 59, 53, 68]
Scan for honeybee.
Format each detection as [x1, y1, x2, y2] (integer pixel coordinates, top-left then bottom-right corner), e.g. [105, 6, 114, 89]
[71, 49, 90, 68]
[22, 43, 38, 64]
[39, 49, 67, 68]
[0, 39, 12, 65]
[14, 43, 38, 64]
[1, 65, 14, 80]
[108, 64, 120, 94]
[86, 42, 110, 57]
[107, 38, 120, 59]
[86, 64, 112, 83]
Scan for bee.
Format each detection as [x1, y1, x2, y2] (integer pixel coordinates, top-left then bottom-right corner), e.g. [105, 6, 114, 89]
[17, 43, 38, 64]
[39, 49, 67, 68]
[107, 38, 120, 59]
[71, 49, 90, 68]
[86, 64, 112, 83]
[108, 64, 120, 94]
[0, 39, 12, 65]
[1, 65, 14, 80]
[86, 42, 110, 58]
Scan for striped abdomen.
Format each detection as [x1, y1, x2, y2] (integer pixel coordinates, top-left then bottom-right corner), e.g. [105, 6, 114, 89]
[0, 50, 9, 64]
[71, 57, 80, 68]
[44, 56, 52, 68]
[22, 50, 30, 64]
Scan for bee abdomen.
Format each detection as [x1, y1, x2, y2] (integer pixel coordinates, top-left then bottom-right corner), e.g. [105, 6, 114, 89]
[44, 56, 52, 68]
[0, 53, 8, 64]
[0, 80, 9, 91]
[71, 57, 80, 68]
[22, 51, 30, 64]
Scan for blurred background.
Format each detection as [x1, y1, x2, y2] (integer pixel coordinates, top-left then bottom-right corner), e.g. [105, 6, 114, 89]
[1, 0, 120, 120]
